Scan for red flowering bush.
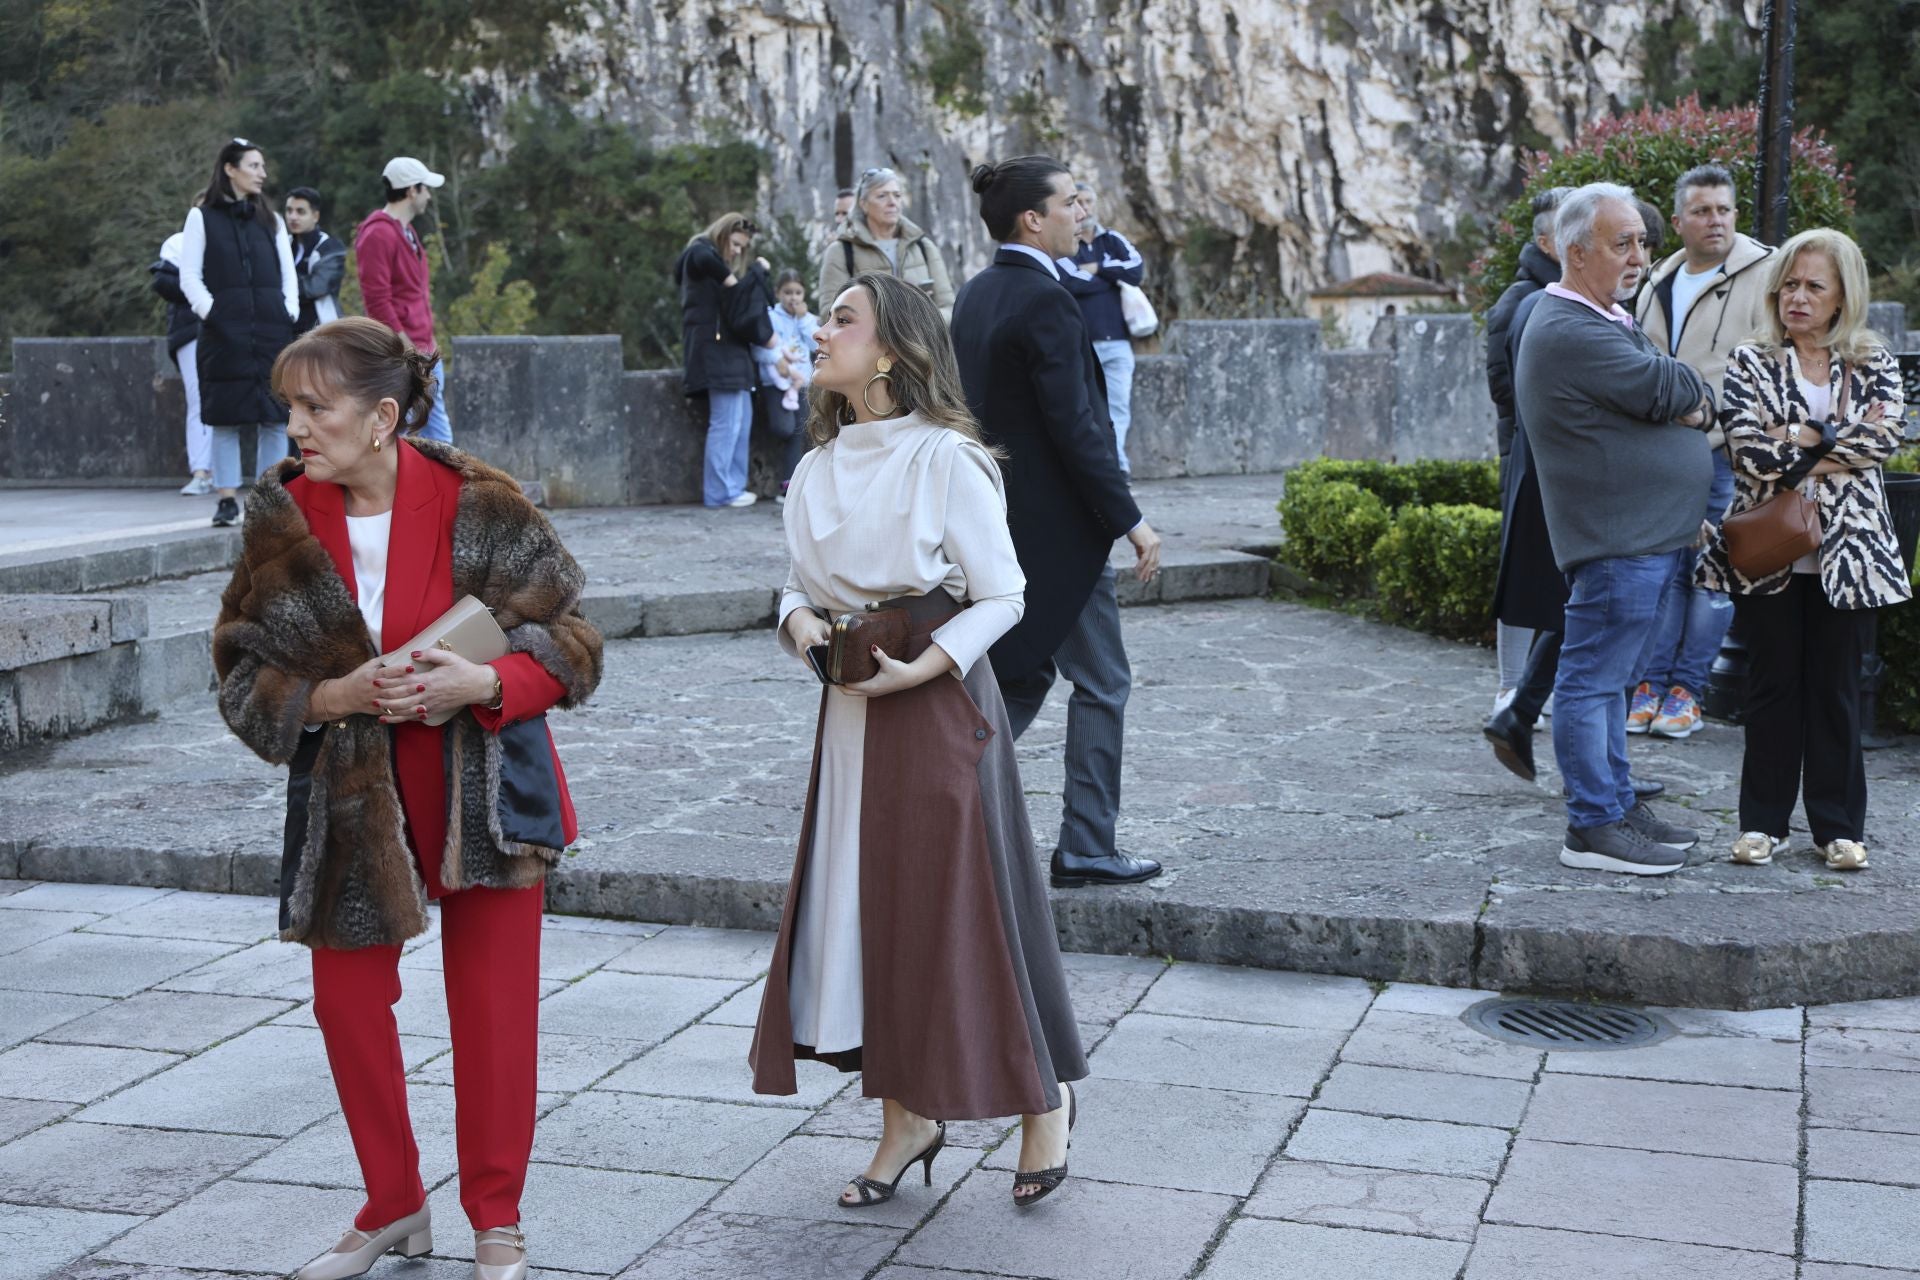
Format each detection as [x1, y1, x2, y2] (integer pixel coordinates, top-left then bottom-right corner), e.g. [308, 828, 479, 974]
[1468, 95, 1855, 315]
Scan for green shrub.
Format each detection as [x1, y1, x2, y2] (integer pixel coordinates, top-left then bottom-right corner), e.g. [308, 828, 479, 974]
[1401, 458, 1501, 510]
[1372, 504, 1503, 640]
[1284, 457, 1499, 513]
[1885, 447, 1920, 474]
[1277, 480, 1392, 588]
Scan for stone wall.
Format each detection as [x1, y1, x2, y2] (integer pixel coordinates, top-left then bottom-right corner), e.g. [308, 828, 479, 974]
[10, 302, 1910, 501]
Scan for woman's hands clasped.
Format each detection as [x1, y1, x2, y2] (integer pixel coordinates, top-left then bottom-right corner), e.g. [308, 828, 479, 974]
[783, 609, 954, 698]
[371, 648, 497, 723]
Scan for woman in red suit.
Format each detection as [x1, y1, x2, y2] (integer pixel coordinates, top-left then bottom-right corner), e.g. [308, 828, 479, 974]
[213, 317, 602, 1280]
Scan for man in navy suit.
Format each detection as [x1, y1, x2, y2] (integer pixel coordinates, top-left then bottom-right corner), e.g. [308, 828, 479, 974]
[950, 155, 1163, 889]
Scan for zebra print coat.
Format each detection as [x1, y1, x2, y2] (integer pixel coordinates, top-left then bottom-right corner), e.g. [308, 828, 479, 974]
[1696, 342, 1910, 609]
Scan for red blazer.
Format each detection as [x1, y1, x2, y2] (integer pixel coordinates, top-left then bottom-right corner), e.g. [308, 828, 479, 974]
[288, 440, 577, 896]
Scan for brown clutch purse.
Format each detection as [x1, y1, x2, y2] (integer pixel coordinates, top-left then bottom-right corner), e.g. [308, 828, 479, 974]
[826, 604, 913, 685]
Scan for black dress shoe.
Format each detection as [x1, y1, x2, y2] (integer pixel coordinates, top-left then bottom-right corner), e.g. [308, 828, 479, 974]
[1051, 848, 1162, 888]
[1631, 776, 1665, 801]
[1482, 706, 1535, 781]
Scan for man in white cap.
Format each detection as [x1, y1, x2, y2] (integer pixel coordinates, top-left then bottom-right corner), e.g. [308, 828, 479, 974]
[354, 156, 452, 440]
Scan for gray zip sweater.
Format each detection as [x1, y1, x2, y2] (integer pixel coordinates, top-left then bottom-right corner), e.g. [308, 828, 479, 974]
[1515, 293, 1711, 572]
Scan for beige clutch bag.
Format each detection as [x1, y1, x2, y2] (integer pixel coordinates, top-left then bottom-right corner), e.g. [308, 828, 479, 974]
[377, 595, 510, 726]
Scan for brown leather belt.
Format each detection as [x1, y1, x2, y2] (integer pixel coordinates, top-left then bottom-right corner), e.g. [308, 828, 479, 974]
[873, 590, 965, 628]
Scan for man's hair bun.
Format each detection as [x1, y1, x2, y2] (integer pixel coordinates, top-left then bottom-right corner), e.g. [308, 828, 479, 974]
[969, 164, 998, 194]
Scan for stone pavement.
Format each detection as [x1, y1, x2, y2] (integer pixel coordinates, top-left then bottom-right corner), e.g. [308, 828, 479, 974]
[4, 878, 1919, 1280]
[4, 592, 1919, 1009]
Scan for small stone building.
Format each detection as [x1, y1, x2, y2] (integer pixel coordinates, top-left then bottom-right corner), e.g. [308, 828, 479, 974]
[1308, 272, 1458, 348]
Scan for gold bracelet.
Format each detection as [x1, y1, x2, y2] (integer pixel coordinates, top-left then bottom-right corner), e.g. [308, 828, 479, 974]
[486, 670, 504, 711]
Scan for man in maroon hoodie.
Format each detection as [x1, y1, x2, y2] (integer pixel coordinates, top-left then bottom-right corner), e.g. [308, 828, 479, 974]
[355, 157, 452, 441]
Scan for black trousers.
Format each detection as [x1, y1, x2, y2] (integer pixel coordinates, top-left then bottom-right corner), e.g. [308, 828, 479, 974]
[1511, 629, 1562, 726]
[1733, 576, 1871, 844]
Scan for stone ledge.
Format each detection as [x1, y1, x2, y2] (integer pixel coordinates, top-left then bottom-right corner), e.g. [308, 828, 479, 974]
[0, 529, 241, 595]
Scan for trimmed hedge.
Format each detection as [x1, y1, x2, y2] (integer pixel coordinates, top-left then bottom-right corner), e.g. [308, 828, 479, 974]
[1373, 504, 1504, 640]
[1276, 457, 1503, 643]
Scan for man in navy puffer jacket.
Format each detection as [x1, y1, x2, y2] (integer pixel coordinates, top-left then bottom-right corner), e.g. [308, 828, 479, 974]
[1056, 183, 1145, 476]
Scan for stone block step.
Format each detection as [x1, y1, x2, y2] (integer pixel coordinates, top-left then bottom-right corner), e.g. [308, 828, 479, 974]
[0, 529, 240, 595]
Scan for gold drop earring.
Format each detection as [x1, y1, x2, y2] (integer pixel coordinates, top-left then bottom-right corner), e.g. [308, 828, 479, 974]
[862, 357, 894, 416]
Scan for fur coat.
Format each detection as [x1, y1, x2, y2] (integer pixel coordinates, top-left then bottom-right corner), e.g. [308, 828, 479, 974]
[213, 439, 602, 948]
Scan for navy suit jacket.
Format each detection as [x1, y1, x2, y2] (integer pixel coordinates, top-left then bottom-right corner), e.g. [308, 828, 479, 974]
[950, 248, 1142, 680]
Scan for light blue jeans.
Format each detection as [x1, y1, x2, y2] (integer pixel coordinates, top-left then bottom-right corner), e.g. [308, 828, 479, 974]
[1553, 549, 1685, 828]
[1639, 452, 1736, 695]
[416, 358, 453, 443]
[1093, 339, 1135, 474]
[211, 423, 288, 490]
[703, 389, 753, 506]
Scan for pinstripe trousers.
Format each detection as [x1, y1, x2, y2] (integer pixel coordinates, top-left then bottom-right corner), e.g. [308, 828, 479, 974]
[998, 565, 1130, 857]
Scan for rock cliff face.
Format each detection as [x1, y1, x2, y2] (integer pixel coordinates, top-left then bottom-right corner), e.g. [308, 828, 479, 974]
[518, 0, 1746, 311]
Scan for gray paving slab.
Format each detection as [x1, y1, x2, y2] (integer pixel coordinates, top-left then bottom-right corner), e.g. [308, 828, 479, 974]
[1801, 1266, 1920, 1280]
[1808, 1066, 1920, 1135]
[1245, 1158, 1488, 1240]
[595, 1022, 843, 1108]
[708, 1133, 980, 1231]
[79, 890, 280, 944]
[36, 990, 293, 1053]
[1058, 952, 1166, 1028]
[43, 1263, 279, 1280]
[1462, 1224, 1797, 1279]
[1520, 1073, 1802, 1164]
[0, 1096, 72, 1144]
[0, 931, 236, 998]
[1, 883, 171, 914]
[538, 1090, 802, 1180]
[542, 913, 670, 939]
[700, 978, 765, 1026]
[1339, 1009, 1542, 1080]
[0, 989, 109, 1050]
[1810, 996, 1920, 1033]
[411, 1030, 643, 1093]
[0, 1121, 274, 1213]
[978, 1078, 1301, 1196]
[1806, 1026, 1920, 1073]
[92, 1179, 363, 1275]
[615, 1210, 902, 1280]
[0, 907, 98, 956]
[1804, 1179, 1920, 1269]
[0, 1204, 146, 1280]
[234, 1082, 461, 1191]
[1088, 1012, 1343, 1096]
[1197, 1218, 1469, 1280]
[795, 1084, 1010, 1152]
[159, 940, 315, 1000]
[1655, 1005, 1805, 1039]
[1544, 1031, 1803, 1090]
[1132, 962, 1374, 1030]
[1485, 1139, 1798, 1254]
[601, 926, 775, 979]
[1370, 983, 1489, 1017]
[0, 1042, 179, 1103]
[1285, 1109, 1511, 1179]
[1807, 1127, 1920, 1186]
[424, 1161, 719, 1274]
[536, 971, 745, 1042]
[894, 1168, 1235, 1280]
[1312, 1062, 1533, 1128]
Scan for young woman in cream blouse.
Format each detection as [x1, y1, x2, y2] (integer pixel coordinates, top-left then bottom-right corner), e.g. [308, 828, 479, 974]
[749, 273, 1087, 1209]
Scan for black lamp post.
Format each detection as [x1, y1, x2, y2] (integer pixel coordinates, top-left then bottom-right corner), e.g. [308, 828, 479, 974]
[1702, 0, 1799, 724]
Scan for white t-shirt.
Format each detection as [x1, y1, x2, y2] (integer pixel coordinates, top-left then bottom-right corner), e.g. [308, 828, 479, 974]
[346, 510, 394, 649]
[876, 237, 900, 270]
[1667, 263, 1720, 354]
[1791, 372, 1832, 576]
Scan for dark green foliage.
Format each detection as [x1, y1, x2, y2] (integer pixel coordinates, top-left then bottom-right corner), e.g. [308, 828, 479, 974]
[1400, 458, 1502, 510]
[1281, 457, 1500, 514]
[916, 0, 987, 117]
[1371, 504, 1503, 641]
[1276, 479, 1391, 589]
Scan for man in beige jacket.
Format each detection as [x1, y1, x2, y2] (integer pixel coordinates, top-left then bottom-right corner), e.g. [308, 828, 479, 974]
[1628, 164, 1776, 740]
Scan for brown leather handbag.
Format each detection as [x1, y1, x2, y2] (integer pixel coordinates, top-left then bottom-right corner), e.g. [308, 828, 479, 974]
[1722, 363, 1848, 579]
[824, 592, 964, 684]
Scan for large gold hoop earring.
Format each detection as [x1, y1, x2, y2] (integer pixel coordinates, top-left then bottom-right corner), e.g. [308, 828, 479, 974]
[862, 357, 894, 416]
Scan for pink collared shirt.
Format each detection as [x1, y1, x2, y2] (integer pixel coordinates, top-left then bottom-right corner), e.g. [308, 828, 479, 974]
[1544, 282, 1635, 329]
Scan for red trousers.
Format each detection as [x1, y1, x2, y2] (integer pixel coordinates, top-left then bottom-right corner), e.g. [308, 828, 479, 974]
[311, 883, 543, 1232]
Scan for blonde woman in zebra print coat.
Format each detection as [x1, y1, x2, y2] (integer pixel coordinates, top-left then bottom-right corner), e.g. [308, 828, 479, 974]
[1697, 227, 1909, 873]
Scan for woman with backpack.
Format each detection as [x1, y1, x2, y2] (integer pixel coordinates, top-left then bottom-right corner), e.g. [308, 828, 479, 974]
[676, 212, 772, 507]
[177, 137, 299, 526]
[816, 168, 956, 322]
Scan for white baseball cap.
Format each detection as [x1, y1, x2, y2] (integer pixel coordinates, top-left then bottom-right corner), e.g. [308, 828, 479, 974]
[381, 157, 445, 189]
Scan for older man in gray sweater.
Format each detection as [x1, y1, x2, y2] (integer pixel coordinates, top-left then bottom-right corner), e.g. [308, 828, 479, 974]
[1514, 182, 1713, 876]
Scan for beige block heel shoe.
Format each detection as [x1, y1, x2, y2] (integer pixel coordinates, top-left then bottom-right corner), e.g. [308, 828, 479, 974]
[294, 1206, 432, 1280]
[474, 1224, 528, 1280]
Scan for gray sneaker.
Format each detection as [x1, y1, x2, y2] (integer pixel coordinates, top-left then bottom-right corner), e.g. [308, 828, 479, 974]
[1560, 821, 1685, 876]
[1623, 801, 1698, 851]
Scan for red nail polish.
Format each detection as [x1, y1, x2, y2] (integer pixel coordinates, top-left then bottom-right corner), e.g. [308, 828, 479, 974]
[405, 666, 414, 674]
[411, 650, 422, 659]
[415, 707, 425, 717]
[416, 684, 426, 692]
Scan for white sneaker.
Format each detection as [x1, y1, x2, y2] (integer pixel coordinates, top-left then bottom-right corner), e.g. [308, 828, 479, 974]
[179, 474, 213, 496]
[1492, 687, 1516, 715]
[724, 492, 758, 508]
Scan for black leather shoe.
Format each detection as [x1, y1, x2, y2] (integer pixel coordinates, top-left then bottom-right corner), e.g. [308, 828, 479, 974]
[1482, 706, 1535, 781]
[1051, 848, 1162, 888]
[1630, 776, 1665, 801]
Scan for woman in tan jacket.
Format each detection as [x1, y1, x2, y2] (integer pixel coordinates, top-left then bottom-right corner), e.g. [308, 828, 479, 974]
[816, 167, 956, 321]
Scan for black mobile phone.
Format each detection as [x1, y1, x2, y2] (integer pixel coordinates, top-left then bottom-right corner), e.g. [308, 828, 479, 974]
[805, 644, 835, 686]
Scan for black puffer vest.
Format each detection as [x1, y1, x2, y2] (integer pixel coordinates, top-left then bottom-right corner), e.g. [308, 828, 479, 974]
[196, 199, 294, 426]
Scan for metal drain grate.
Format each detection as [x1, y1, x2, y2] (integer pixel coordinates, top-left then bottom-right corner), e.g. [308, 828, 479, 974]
[1462, 997, 1672, 1051]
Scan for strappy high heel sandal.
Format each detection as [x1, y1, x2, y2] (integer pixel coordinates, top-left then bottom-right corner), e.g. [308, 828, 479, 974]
[1013, 1082, 1077, 1208]
[840, 1121, 947, 1208]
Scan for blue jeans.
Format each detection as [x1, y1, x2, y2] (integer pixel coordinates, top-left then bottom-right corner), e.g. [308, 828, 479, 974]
[211, 423, 288, 490]
[1639, 452, 1735, 693]
[1093, 339, 1135, 474]
[703, 389, 753, 506]
[416, 359, 453, 443]
[1553, 549, 1686, 828]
